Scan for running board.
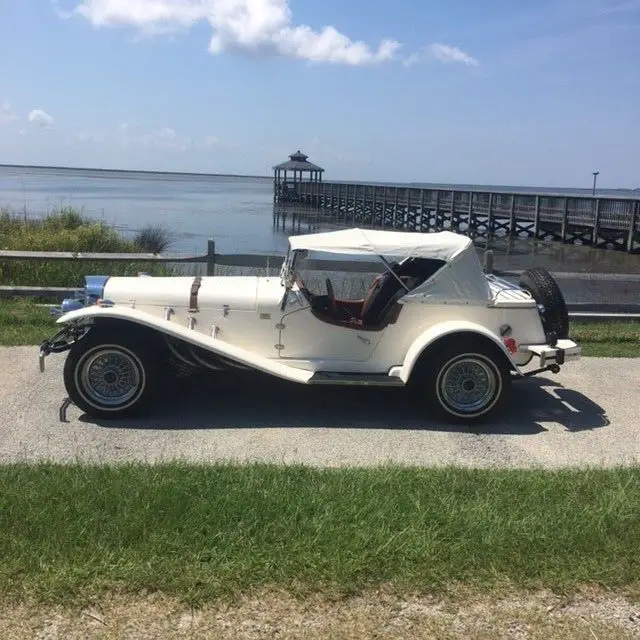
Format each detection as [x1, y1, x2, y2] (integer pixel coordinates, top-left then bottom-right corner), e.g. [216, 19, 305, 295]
[308, 372, 405, 386]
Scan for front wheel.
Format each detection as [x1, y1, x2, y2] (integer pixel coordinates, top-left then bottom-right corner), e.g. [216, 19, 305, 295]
[63, 327, 158, 418]
[412, 342, 511, 423]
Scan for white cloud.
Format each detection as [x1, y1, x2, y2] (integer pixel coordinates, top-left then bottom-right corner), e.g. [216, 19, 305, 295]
[75, 122, 192, 150]
[63, 0, 400, 65]
[402, 52, 422, 68]
[403, 43, 479, 68]
[428, 43, 479, 66]
[28, 109, 55, 128]
[116, 124, 192, 150]
[140, 126, 192, 150]
[0, 102, 18, 125]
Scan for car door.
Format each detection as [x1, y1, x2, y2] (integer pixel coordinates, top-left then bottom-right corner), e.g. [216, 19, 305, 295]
[277, 289, 382, 365]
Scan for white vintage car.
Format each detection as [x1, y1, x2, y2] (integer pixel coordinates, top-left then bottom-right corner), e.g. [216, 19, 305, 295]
[40, 228, 580, 423]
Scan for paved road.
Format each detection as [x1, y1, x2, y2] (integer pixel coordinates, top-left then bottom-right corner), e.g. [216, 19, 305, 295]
[1, 346, 638, 468]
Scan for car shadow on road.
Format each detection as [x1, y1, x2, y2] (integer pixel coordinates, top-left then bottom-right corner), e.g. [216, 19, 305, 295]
[84, 370, 610, 435]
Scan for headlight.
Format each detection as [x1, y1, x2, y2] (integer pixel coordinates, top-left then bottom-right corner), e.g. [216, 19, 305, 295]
[50, 275, 110, 317]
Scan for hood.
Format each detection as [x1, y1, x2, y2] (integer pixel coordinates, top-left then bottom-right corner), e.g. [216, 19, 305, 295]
[101, 275, 260, 311]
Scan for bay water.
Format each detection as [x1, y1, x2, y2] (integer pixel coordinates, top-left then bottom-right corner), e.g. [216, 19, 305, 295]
[1, 165, 638, 274]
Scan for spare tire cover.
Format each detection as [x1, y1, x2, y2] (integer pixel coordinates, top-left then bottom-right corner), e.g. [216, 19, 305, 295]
[518, 267, 569, 340]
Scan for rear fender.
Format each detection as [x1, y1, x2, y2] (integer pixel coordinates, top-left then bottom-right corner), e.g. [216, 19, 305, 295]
[397, 320, 516, 383]
[54, 306, 313, 384]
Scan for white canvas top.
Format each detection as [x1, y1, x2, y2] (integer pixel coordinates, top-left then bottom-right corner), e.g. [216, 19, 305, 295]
[288, 227, 490, 304]
[288, 228, 472, 262]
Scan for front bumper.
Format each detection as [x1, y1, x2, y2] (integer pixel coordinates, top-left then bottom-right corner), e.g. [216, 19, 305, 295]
[520, 338, 581, 369]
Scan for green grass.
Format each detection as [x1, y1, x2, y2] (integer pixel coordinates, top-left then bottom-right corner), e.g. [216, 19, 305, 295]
[570, 320, 640, 357]
[0, 208, 174, 287]
[0, 463, 638, 605]
[0, 298, 53, 345]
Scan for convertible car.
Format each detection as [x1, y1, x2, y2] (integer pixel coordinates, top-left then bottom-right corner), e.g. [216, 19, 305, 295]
[39, 228, 580, 422]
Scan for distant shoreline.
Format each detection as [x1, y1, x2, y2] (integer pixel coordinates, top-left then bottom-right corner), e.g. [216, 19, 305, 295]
[0, 163, 272, 181]
[1, 163, 638, 195]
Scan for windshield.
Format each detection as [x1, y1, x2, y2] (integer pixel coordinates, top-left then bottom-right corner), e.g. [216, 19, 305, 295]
[292, 249, 382, 300]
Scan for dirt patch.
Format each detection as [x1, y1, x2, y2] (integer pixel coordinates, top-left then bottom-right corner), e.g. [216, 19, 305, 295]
[1, 590, 639, 639]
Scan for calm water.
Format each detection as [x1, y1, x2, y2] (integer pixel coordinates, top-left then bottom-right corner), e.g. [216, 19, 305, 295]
[1, 165, 639, 274]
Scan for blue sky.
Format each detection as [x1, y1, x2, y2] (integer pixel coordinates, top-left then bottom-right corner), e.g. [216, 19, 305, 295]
[1, 0, 639, 188]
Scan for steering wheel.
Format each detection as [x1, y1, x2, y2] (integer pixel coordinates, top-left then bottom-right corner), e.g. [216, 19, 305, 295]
[325, 278, 338, 313]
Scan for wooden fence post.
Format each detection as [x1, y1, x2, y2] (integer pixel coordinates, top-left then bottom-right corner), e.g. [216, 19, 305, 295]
[592, 199, 601, 245]
[561, 198, 569, 243]
[533, 195, 541, 238]
[483, 249, 494, 274]
[207, 239, 216, 276]
[628, 201, 639, 253]
[450, 189, 456, 230]
[393, 187, 399, 228]
[486, 193, 494, 237]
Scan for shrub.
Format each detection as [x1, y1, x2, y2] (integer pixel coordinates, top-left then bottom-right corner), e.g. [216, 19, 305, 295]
[133, 224, 175, 254]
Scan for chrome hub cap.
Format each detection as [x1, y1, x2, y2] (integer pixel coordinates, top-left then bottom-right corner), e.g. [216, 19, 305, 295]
[80, 349, 142, 406]
[439, 356, 497, 414]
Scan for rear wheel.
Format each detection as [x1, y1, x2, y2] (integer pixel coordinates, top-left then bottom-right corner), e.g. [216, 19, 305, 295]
[63, 326, 159, 418]
[411, 339, 511, 423]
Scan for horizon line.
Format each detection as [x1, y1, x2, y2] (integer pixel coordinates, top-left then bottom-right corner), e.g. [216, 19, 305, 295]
[1, 163, 638, 193]
[0, 163, 273, 181]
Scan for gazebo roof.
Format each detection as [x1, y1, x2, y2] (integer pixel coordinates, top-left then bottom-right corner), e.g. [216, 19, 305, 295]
[273, 150, 324, 172]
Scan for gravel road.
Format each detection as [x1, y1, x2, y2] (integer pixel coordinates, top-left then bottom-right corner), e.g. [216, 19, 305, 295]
[1, 346, 638, 468]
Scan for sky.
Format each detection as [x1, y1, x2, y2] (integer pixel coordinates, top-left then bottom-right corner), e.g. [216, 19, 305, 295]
[0, 0, 639, 188]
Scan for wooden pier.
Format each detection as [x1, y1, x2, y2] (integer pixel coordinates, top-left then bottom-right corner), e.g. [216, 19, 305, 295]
[273, 181, 640, 253]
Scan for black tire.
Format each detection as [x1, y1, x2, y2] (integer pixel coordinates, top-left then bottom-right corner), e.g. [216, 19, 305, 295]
[518, 267, 569, 340]
[63, 325, 160, 418]
[411, 339, 511, 423]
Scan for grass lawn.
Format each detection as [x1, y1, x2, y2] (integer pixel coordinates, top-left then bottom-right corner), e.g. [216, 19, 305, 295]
[0, 463, 639, 605]
[0, 298, 54, 345]
[0, 297, 638, 355]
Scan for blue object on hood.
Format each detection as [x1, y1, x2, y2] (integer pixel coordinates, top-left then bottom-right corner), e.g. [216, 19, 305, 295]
[85, 275, 110, 303]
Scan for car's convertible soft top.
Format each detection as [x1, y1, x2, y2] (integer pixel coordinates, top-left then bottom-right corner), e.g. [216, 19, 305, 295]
[288, 227, 490, 304]
[288, 227, 471, 260]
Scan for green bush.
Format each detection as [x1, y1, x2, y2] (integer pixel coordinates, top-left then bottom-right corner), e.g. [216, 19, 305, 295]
[0, 208, 174, 287]
[133, 224, 175, 253]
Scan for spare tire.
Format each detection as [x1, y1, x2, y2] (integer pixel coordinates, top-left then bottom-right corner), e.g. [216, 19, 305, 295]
[519, 267, 569, 340]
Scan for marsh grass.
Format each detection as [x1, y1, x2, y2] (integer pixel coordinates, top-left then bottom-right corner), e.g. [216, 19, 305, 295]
[133, 224, 175, 253]
[0, 463, 638, 604]
[0, 208, 175, 287]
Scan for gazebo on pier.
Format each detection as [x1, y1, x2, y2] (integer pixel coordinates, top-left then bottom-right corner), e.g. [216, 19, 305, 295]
[273, 150, 324, 204]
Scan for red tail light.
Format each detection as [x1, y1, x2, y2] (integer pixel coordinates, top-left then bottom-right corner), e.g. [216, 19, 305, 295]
[503, 337, 518, 354]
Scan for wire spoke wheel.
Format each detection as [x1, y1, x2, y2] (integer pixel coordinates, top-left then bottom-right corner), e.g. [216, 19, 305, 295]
[80, 348, 143, 406]
[64, 328, 158, 418]
[438, 356, 498, 414]
[414, 341, 512, 423]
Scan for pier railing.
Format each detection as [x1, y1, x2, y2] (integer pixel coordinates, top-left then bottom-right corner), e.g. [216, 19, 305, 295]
[275, 181, 640, 253]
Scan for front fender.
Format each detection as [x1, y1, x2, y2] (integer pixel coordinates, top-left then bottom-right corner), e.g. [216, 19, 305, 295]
[55, 306, 313, 384]
[397, 320, 514, 383]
